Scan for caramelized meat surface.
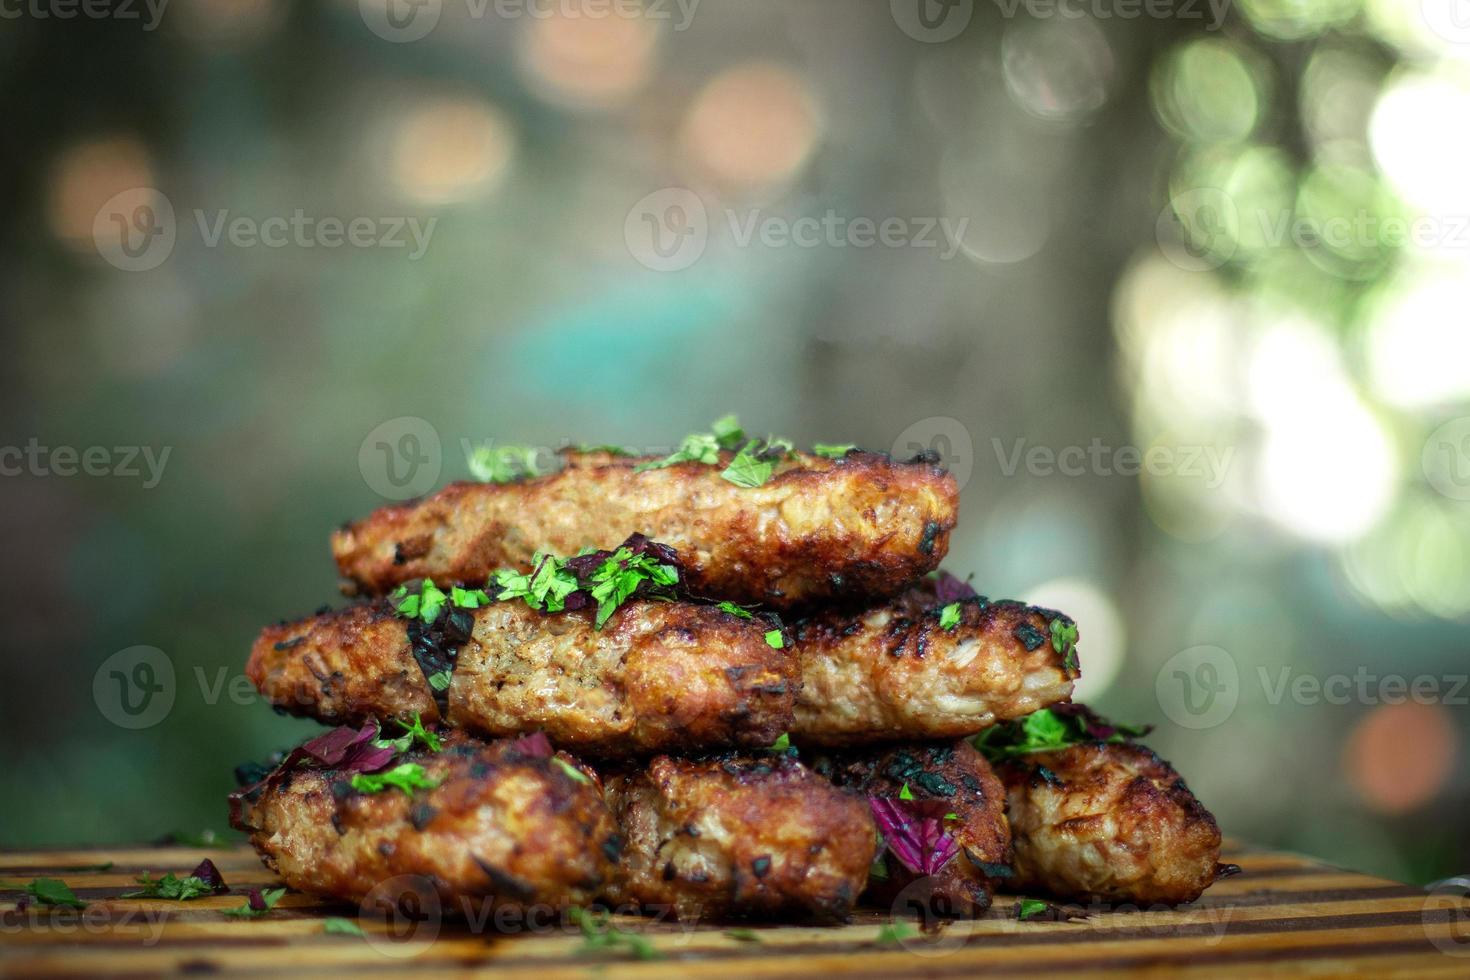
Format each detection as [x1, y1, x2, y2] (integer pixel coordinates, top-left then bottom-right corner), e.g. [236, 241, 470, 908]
[601, 754, 877, 922]
[332, 449, 957, 611]
[247, 599, 795, 757]
[230, 731, 618, 912]
[813, 740, 1011, 917]
[792, 585, 1078, 745]
[996, 741, 1224, 906]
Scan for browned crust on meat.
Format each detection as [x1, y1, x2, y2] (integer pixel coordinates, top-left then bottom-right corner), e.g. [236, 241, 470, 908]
[230, 731, 618, 911]
[246, 600, 797, 757]
[601, 754, 877, 922]
[331, 450, 958, 610]
[791, 588, 1078, 745]
[812, 741, 1011, 917]
[996, 741, 1223, 906]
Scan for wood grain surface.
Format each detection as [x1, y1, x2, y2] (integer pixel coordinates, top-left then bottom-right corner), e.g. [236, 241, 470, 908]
[3, 840, 1468, 978]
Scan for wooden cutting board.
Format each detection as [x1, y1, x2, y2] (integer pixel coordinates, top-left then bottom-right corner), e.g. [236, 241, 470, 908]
[3, 840, 1467, 977]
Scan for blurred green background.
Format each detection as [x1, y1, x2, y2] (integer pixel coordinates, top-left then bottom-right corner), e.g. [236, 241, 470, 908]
[2, 0, 1467, 885]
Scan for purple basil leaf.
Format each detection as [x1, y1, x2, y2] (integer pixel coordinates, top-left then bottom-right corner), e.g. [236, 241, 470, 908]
[932, 571, 978, 604]
[868, 796, 960, 876]
[300, 724, 375, 766]
[245, 888, 268, 912]
[508, 732, 553, 759]
[189, 859, 229, 894]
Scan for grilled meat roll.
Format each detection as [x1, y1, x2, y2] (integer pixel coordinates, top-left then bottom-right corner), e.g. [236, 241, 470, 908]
[813, 740, 1011, 917]
[332, 449, 958, 611]
[247, 599, 796, 757]
[791, 584, 1079, 745]
[996, 741, 1224, 906]
[601, 754, 877, 922]
[230, 730, 617, 912]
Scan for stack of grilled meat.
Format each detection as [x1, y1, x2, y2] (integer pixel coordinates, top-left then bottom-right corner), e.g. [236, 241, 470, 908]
[230, 441, 1227, 924]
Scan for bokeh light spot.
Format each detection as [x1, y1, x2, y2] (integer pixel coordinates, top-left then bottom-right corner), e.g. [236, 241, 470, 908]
[1344, 702, 1456, 814]
[679, 63, 820, 192]
[390, 97, 516, 205]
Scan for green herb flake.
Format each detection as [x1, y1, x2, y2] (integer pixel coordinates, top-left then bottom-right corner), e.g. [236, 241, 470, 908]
[938, 602, 962, 631]
[874, 921, 917, 945]
[5, 878, 87, 909]
[716, 600, 753, 619]
[1017, 898, 1049, 921]
[390, 580, 449, 624]
[769, 733, 791, 752]
[467, 443, 545, 484]
[568, 906, 661, 960]
[383, 713, 442, 753]
[122, 873, 214, 901]
[553, 757, 591, 784]
[324, 917, 366, 936]
[725, 928, 761, 943]
[222, 887, 287, 919]
[972, 706, 1151, 763]
[764, 629, 785, 649]
[425, 670, 453, 692]
[898, 783, 915, 801]
[1050, 617, 1080, 672]
[710, 414, 746, 450]
[721, 441, 775, 488]
[813, 443, 856, 459]
[350, 763, 441, 797]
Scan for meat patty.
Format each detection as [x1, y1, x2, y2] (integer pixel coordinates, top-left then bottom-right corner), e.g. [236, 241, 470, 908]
[791, 585, 1078, 745]
[332, 449, 957, 611]
[995, 741, 1224, 906]
[601, 754, 877, 922]
[247, 598, 796, 757]
[229, 731, 618, 913]
[812, 741, 1011, 917]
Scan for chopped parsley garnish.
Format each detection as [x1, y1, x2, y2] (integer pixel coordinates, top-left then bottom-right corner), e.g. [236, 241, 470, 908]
[573, 443, 636, 456]
[1050, 617, 1080, 672]
[721, 441, 775, 488]
[568, 906, 661, 960]
[350, 763, 440, 796]
[717, 600, 753, 619]
[122, 861, 227, 901]
[898, 783, 915, 801]
[3, 878, 87, 909]
[324, 917, 366, 936]
[972, 705, 1152, 763]
[553, 757, 591, 784]
[222, 887, 286, 918]
[390, 579, 486, 624]
[764, 629, 784, 649]
[634, 415, 794, 488]
[813, 443, 856, 458]
[938, 602, 962, 630]
[1017, 898, 1049, 920]
[768, 733, 791, 752]
[584, 545, 679, 628]
[467, 443, 545, 484]
[375, 714, 442, 754]
[492, 535, 681, 630]
[874, 921, 917, 945]
[493, 554, 581, 614]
